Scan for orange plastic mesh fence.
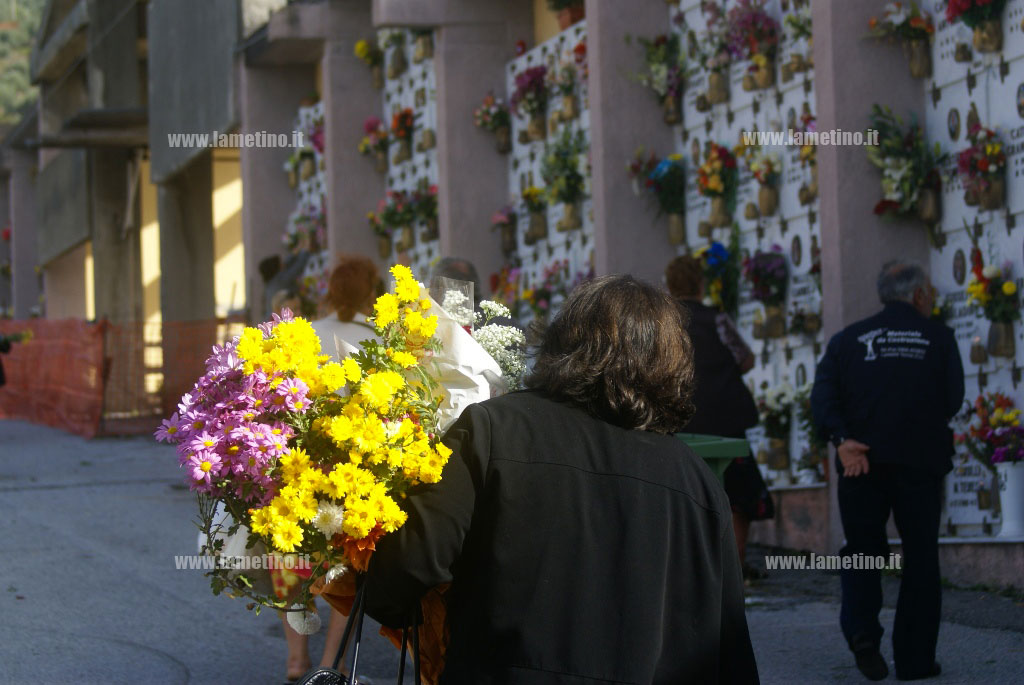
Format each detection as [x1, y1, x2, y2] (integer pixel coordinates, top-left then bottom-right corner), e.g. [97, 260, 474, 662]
[0, 318, 245, 438]
[0, 319, 107, 438]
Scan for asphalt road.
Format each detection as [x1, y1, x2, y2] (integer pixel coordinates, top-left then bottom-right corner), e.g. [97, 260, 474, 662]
[1, 419, 1021, 684]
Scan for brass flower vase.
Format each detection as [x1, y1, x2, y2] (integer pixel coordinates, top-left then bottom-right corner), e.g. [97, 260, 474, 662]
[979, 176, 1004, 211]
[662, 94, 681, 125]
[904, 39, 932, 79]
[758, 184, 779, 217]
[972, 19, 1002, 53]
[495, 125, 512, 154]
[557, 202, 582, 232]
[987, 321, 1015, 359]
[667, 213, 686, 245]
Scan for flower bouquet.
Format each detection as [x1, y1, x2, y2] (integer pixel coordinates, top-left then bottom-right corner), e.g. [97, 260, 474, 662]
[156, 266, 448, 618]
[744, 246, 788, 339]
[966, 246, 1019, 358]
[358, 116, 390, 173]
[946, 0, 1007, 52]
[370, 190, 417, 254]
[867, 2, 935, 78]
[473, 93, 512, 154]
[695, 1, 732, 109]
[756, 382, 795, 471]
[510, 66, 549, 143]
[781, 7, 813, 80]
[735, 143, 781, 217]
[522, 259, 569, 321]
[491, 205, 518, 256]
[384, 31, 408, 80]
[391, 108, 416, 165]
[540, 128, 588, 232]
[440, 293, 526, 391]
[697, 143, 739, 229]
[957, 124, 1006, 210]
[520, 186, 549, 245]
[550, 62, 580, 124]
[865, 104, 947, 240]
[354, 38, 384, 89]
[957, 392, 1024, 537]
[693, 227, 740, 315]
[796, 108, 818, 205]
[412, 183, 439, 242]
[630, 33, 686, 125]
[489, 264, 522, 312]
[630, 150, 687, 245]
[726, 0, 781, 91]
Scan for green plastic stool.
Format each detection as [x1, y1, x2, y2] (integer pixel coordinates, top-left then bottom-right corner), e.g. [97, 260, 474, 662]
[676, 433, 750, 484]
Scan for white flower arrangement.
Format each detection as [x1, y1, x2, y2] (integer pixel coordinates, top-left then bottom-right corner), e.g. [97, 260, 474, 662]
[474, 301, 526, 390]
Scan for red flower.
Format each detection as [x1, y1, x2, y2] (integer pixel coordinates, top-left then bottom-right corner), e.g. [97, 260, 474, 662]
[978, 158, 990, 172]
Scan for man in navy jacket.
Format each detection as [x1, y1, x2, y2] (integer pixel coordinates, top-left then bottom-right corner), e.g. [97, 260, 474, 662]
[812, 261, 964, 682]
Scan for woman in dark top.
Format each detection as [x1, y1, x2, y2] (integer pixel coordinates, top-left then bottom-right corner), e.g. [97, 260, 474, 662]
[364, 275, 758, 684]
[665, 256, 775, 580]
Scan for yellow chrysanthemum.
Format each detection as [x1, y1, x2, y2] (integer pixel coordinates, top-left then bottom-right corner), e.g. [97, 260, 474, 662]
[272, 520, 304, 553]
[374, 293, 400, 328]
[1002, 281, 1017, 296]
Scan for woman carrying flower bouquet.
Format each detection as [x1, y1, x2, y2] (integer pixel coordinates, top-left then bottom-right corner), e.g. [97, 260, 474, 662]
[665, 255, 775, 581]
[364, 275, 758, 683]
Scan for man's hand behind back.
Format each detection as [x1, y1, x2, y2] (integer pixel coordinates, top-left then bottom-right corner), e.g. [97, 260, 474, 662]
[838, 439, 871, 477]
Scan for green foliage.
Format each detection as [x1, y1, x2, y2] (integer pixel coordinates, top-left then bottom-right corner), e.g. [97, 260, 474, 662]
[0, 0, 46, 125]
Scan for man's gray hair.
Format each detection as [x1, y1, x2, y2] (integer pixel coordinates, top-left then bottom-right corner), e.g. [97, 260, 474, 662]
[877, 260, 928, 304]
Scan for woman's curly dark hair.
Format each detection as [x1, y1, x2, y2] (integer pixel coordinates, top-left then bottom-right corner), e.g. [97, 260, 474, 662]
[526, 275, 695, 434]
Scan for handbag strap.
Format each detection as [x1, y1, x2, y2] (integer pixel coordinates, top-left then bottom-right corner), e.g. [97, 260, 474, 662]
[326, 578, 422, 685]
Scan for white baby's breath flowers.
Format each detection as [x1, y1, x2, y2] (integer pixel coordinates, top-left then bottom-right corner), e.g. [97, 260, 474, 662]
[441, 290, 475, 327]
[286, 604, 322, 635]
[479, 300, 511, 321]
[312, 501, 346, 538]
[473, 323, 526, 389]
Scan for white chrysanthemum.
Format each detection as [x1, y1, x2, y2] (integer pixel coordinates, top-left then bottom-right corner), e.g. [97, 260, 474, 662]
[312, 501, 346, 538]
[982, 265, 1000, 279]
[286, 605, 322, 635]
[325, 563, 348, 585]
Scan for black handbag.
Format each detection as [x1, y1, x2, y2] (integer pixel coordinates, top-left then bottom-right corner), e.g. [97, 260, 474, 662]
[297, 578, 421, 685]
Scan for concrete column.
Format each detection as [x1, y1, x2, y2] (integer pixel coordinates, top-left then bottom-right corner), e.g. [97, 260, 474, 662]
[8, 149, 40, 319]
[321, 0, 385, 266]
[157, 151, 215, 322]
[90, 149, 142, 323]
[434, 22, 523, 283]
[586, 0, 676, 285]
[239, 62, 316, 318]
[811, 0, 930, 552]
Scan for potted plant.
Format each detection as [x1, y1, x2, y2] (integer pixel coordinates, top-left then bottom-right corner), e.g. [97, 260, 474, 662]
[957, 124, 1006, 211]
[956, 393, 1024, 538]
[757, 382, 795, 473]
[966, 247, 1019, 358]
[548, 0, 584, 31]
[473, 93, 512, 154]
[946, 0, 1007, 53]
[736, 143, 781, 217]
[726, 0, 781, 91]
[697, 143, 739, 228]
[492, 205, 518, 256]
[358, 116, 390, 173]
[411, 28, 434, 63]
[867, 2, 936, 79]
[521, 186, 548, 245]
[511, 66, 549, 143]
[384, 31, 408, 80]
[353, 38, 384, 90]
[412, 183, 439, 241]
[630, 33, 686, 125]
[541, 128, 588, 233]
[550, 62, 580, 123]
[694, 228, 741, 316]
[865, 105, 948, 245]
[629, 150, 688, 245]
[744, 246, 788, 339]
[390, 108, 416, 165]
[696, 1, 731, 108]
